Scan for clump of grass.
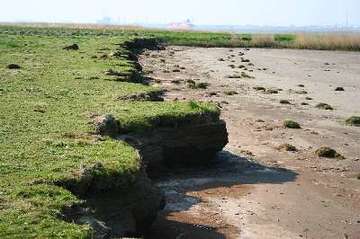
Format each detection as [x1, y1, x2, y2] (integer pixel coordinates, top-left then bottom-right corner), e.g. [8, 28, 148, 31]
[7, 63, 21, 69]
[315, 147, 344, 159]
[280, 100, 291, 105]
[33, 102, 48, 113]
[186, 79, 196, 85]
[250, 34, 275, 48]
[187, 80, 209, 89]
[241, 72, 254, 79]
[284, 120, 301, 129]
[345, 116, 360, 127]
[63, 43, 79, 50]
[316, 103, 334, 110]
[266, 88, 279, 94]
[277, 143, 298, 152]
[335, 87, 345, 91]
[253, 86, 266, 91]
[171, 79, 181, 84]
[274, 34, 296, 42]
[240, 34, 252, 41]
[295, 90, 308, 94]
[196, 82, 210, 89]
[224, 90, 238, 96]
[227, 74, 242, 79]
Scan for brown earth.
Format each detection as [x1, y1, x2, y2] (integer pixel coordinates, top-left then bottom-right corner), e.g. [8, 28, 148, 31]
[141, 47, 360, 239]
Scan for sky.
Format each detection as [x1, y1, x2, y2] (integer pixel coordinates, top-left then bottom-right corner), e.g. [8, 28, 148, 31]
[0, 0, 360, 26]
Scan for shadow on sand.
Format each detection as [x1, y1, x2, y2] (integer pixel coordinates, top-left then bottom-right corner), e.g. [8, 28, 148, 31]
[144, 150, 298, 239]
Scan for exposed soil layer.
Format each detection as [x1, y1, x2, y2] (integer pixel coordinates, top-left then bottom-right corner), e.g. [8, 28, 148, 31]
[141, 47, 360, 239]
[63, 41, 229, 238]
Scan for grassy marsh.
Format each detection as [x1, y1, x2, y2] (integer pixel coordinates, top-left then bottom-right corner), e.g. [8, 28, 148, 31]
[0, 26, 218, 238]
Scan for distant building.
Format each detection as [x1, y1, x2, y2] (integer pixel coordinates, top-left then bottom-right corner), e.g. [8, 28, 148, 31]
[168, 19, 194, 30]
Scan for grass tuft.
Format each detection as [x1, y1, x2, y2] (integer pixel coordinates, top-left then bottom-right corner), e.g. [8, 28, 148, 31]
[284, 120, 301, 129]
[345, 116, 360, 127]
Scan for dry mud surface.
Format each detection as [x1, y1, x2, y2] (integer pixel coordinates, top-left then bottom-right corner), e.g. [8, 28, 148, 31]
[141, 47, 360, 239]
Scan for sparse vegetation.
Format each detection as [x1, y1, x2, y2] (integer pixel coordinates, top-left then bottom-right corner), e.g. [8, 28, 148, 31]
[280, 100, 291, 104]
[277, 143, 298, 152]
[295, 90, 308, 94]
[284, 120, 301, 129]
[6, 63, 21, 69]
[187, 80, 210, 89]
[253, 86, 266, 91]
[345, 116, 360, 127]
[315, 147, 344, 159]
[241, 72, 255, 79]
[224, 90, 238, 96]
[227, 74, 242, 79]
[335, 87, 345, 91]
[266, 88, 279, 94]
[0, 26, 221, 237]
[316, 103, 334, 110]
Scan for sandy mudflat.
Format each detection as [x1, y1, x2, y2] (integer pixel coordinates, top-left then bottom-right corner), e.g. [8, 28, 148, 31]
[141, 47, 360, 239]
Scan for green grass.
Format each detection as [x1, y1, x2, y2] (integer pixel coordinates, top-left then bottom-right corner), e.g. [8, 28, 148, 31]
[2, 24, 360, 50]
[0, 27, 218, 238]
[274, 34, 296, 42]
[1, 23, 360, 238]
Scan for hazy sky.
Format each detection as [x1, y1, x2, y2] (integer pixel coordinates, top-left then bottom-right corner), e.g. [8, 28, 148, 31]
[1, 0, 359, 26]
